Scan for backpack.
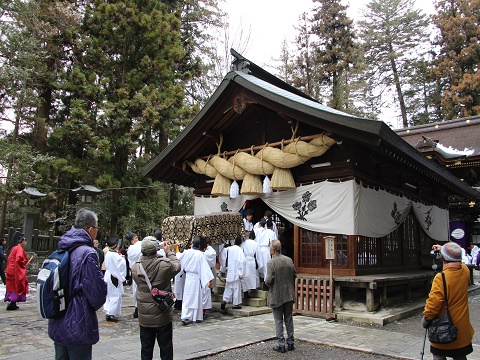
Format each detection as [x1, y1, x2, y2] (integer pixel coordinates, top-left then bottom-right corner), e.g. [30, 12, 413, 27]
[36, 247, 78, 319]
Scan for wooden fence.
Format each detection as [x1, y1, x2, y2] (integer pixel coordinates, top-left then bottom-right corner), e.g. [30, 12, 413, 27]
[3, 227, 60, 255]
[294, 275, 335, 319]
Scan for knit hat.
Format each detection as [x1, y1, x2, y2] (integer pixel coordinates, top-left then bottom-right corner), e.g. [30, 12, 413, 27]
[141, 236, 159, 256]
[440, 242, 462, 262]
[125, 231, 136, 242]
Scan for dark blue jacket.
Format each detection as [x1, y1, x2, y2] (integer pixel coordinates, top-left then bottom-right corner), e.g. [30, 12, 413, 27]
[48, 226, 107, 346]
[0, 244, 6, 264]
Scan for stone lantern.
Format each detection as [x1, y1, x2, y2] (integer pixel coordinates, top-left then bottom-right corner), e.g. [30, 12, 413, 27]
[16, 187, 47, 251]
[72, 185, 102, 208]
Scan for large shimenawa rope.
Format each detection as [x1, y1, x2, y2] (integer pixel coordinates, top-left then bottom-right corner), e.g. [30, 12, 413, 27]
[185, 133, 336, 195]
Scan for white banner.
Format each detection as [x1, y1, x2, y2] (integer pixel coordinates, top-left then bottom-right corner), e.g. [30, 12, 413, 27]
[194, 180, 449, 241]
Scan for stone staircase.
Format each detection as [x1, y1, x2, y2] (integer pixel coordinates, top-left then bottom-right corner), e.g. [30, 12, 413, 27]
[211, 277, 272, 316]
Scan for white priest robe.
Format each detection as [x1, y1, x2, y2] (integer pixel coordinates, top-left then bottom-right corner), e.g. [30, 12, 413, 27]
[174, 251, 185, 301]
[253, 225, 265, 246]
[202, 247, 216, 310]
[258, 229, 275, 279]
[204, 245, 217, 290]
[180, 248, 213, 322]
[471, 245, 479, 266]
[127, 240, 142, 307]
[243, 218, 253, 232]
[222, 245, 246, 306]
[241, 238, 262, 291]
[104, 249, 127, 317]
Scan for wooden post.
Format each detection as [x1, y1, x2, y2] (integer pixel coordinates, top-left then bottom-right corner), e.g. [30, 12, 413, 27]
[324, 235, 335, 314]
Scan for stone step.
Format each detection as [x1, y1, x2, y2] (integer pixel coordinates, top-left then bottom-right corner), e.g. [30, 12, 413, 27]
[214, 286, 268, 299]
[211, 301, 272, 316]
[212, 293, 267, 307]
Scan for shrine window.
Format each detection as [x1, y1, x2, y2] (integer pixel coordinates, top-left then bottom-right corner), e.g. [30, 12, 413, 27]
[300, 230, 323, 267]
[356, 236, 378, 267]
[299, 230, 348, 268]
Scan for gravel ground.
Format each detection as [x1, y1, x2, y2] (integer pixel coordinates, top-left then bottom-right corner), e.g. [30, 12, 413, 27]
[199, 340, 397, 359]
[196, 288, 480, 360]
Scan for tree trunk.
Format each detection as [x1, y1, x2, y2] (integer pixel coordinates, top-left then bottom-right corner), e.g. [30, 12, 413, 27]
[0, 99, 22, 233]
[33, 86, 51, 150]
[388, 44, 408, 127]
[331, 71, 342, 110]
[168, 184, 175, 216]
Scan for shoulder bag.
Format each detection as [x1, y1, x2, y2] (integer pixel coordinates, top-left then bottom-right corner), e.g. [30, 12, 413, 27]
[138, 262, 175, 313]
[427, 271, 458, 344]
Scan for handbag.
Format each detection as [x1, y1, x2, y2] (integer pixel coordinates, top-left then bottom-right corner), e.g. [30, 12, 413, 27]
[427, 272, 458, 344]
[138, 263, 175, 313]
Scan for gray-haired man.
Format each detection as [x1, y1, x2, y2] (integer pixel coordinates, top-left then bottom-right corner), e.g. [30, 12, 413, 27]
[265, 239, 297, 353]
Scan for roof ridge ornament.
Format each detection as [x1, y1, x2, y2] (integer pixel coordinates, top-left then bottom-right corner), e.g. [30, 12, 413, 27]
[230, 48, 250, 73]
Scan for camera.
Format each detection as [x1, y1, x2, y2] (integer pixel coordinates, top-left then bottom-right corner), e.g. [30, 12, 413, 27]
[430, 249, 441, 260]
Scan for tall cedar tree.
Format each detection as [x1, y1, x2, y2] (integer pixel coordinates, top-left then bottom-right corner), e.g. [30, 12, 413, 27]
[51, 0, 188, 235]
[0, 0, 62, 232]
[180, 0, 224, 108]
[431, 0, 480, 119]
[310, 0, 357, 111]
[292, 12, 321, 99]
[358, 0, 429, 128]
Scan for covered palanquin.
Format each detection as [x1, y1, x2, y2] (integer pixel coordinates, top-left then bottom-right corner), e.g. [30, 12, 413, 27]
[161, 212, 244, 251]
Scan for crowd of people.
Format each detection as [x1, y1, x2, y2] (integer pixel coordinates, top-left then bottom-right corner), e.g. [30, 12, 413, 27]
[0, 207, 297, 360]
[2, 207, 476, 360]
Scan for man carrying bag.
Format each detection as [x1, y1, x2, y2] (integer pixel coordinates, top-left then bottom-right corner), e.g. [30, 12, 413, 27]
[131, 237, 181, 360]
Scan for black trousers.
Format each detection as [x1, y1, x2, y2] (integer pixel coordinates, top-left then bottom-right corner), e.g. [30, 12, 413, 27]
[139, 322, 173, 360]
[0, 263, 5, 284]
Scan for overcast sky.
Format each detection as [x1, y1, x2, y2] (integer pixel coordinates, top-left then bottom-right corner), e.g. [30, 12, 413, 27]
[220, 0, 436, 127]
[221, 0, 435, 67]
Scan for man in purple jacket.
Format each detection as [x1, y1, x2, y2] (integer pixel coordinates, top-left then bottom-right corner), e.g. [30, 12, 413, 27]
[48, 208, 107, 360]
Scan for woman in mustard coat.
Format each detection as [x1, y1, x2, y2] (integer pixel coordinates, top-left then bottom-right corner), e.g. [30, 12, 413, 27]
[423, 242, 474, 360]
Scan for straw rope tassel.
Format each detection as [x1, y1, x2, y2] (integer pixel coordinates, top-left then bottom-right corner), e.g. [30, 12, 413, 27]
[269, 140, 296, 191]
[240, 146, 263, 195]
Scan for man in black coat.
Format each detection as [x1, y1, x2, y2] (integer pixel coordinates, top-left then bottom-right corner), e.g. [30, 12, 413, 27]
[0, 237, 7, 284]
[93, 240, 104, 267]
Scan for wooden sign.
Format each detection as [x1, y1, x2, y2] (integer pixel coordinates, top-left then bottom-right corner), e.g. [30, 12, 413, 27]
[324, 235, 335, 260]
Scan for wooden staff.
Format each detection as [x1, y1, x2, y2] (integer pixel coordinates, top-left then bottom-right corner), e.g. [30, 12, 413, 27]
[26, 255, 34, 266]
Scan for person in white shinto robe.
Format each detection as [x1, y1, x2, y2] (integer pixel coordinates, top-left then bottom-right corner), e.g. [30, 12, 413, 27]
[243, 209, 254, 233]
[471, 245, 479, 267]
[180, 237, 213, 324]
[173, 251, 185, 309]
[202, 241, 216, 312]
[104, 238, 127, 321]
[241, 231, 263, 295]
[263, 210, 278, 238]
[204, 241, 217, 290]
[258, 220, 276, 279]
[221, 236, 246, 309]
[253, 218, 267, 246]
[219, 239, 235, 274]
[461, 247, 472, 264]
[126, 232, 141, 317]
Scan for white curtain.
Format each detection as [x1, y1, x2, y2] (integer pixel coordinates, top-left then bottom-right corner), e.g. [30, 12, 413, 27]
[194, 180, 449, 241]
